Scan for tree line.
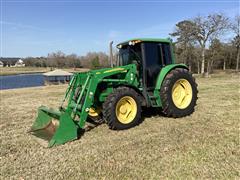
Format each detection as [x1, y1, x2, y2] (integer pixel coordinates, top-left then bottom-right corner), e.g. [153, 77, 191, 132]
[24, 51, 109, 69]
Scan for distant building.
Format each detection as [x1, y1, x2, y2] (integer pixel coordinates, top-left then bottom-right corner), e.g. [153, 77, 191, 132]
[43, 69, 73, 85]
[14, 59, 25, 67]
[0, 57, 22, 67]
[0, 61, 3, 67]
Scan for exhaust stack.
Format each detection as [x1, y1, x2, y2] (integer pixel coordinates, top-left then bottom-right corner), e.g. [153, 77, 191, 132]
[109, 41, 113, 67]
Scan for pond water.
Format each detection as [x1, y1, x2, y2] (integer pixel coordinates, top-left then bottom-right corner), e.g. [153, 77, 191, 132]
[0, 73, 44, 90]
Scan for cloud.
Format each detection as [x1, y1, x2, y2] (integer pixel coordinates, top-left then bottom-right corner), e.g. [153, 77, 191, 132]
[134, 23, 175, 37]
[0, 21, 47, 31]
[223, 7, 239, 18]
[108, 30, 122, 39]
[107, 22, 175, 42]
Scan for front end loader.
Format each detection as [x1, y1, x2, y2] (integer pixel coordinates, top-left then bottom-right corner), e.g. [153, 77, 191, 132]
[30, 38, 198, 147]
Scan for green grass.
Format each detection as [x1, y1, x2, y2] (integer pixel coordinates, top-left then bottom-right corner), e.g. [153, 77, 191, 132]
[0, 67, 89, 75]
[0, 74, 239, 179]
[0, 67, 51, 75]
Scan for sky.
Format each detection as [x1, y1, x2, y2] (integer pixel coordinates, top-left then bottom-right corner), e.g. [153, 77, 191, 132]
[0, 0, 239, 58]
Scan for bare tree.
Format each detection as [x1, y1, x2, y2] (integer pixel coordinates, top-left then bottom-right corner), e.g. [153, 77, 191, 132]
[231, 15, 240, 71]
[171, 14, 229, 75]
[192, 13, 229, 75]
[66, 53, 81, 68]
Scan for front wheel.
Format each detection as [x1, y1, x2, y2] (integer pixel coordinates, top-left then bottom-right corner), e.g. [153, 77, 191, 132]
[160, 68, 198, 117]
[103, 87, 142, 130]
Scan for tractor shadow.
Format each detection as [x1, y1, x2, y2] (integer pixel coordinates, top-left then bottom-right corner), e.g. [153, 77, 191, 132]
[77, 118, 104, 138]
[77, 107, 166, 138]
[142, 107, 165, 119]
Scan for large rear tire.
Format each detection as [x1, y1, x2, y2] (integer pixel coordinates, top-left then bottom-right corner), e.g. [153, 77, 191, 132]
[160, 68, 198, 117]
[103, 87, 142, 130]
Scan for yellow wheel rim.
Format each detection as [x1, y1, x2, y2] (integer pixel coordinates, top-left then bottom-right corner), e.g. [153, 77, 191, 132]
[172, 79, 193, 109]
[88, 107, 101, 117]
[115, 96, 137, 124]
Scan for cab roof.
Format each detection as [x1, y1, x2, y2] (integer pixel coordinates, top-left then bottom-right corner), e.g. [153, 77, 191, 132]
[117, 38, 172, 47]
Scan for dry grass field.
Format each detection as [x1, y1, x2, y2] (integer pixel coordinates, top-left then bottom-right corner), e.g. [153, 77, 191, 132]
[0, 74, 239, 179]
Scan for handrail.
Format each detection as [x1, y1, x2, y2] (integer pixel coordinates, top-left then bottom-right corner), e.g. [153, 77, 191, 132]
[73, 74, 91, 114]
[60, 74, 76, 108]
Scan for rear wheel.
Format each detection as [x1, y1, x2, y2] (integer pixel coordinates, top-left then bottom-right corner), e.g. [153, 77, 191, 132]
[103, 87, 142, 130]
[160, 68, 198, 117]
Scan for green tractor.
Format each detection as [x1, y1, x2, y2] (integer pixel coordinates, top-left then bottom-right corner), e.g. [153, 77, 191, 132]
[30, 38, 198, 147]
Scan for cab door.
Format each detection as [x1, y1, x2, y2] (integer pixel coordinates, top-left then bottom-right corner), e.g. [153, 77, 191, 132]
[143, 42, 172, 89]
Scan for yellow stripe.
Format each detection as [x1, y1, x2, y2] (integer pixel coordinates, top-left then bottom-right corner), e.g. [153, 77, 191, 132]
[103, 68, 125, 74]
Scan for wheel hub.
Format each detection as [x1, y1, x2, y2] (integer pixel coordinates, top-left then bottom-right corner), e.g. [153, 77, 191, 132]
[172, 79, 193, 109]
[115, 96, 137, 124]
[119, 106, 127, 114]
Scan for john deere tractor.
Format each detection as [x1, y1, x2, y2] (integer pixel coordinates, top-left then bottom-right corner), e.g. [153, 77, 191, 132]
[30, 38, 198, 147]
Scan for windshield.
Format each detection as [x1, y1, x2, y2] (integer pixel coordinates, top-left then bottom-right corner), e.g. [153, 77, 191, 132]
[118, 44, 142, 66]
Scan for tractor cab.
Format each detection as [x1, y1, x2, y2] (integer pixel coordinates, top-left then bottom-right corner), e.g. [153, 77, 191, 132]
[117, 38, 174, 89]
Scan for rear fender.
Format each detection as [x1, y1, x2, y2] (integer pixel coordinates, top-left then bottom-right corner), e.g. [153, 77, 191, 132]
[154, 64, 189, 106]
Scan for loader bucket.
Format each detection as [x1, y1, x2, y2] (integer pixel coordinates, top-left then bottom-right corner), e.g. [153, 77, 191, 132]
[30, 106, 78, 147]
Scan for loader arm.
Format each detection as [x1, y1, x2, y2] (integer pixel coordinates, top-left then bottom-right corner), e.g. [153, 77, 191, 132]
[64, 64, 138, 128]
